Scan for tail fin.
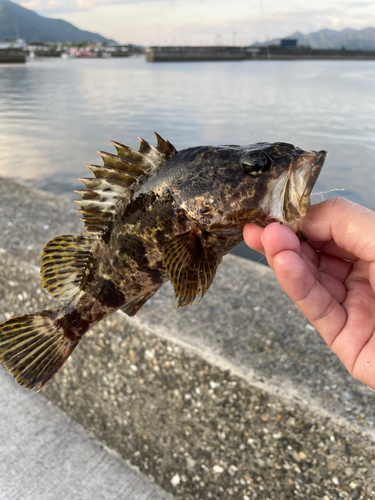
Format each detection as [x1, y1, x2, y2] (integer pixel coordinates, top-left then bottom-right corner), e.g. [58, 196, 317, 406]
[0, 311, 79, 391]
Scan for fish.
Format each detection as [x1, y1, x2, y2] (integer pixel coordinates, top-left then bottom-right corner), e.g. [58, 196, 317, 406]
[0, 133, 326, 391]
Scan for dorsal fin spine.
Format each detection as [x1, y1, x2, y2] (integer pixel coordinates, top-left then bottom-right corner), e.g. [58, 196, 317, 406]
[86, 165, 139, 187]
[138, 137, 163, 159]
[97, 151, 145, 177]
[78, 134, 177, 234]
[153, 131, 177, 156]
[109, 141, 155, 167]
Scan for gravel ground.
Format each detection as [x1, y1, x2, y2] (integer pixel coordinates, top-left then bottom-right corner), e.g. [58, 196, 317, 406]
[42, 319, 375, 500]
[1, 253, 375, 500]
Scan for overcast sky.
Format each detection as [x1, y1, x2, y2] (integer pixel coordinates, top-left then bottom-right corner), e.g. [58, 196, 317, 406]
[15, 0, 375, 45]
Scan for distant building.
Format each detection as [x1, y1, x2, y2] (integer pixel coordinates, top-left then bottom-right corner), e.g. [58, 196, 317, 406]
[280, 39, 297, 48]
[0, 39, 26, 49]
[27, 42, 50, 52]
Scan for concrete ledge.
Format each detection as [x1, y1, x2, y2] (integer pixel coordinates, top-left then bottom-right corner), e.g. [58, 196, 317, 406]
[0, 366, 173, 500]
[1, 177, 375, 499]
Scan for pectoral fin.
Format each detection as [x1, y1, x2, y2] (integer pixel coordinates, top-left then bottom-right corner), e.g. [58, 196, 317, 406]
[163, 231, 221, 307]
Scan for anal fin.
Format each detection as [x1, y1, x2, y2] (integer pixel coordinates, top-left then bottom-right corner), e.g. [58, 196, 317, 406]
[163, 231, 221, 307]
[121, 290, 157, 317]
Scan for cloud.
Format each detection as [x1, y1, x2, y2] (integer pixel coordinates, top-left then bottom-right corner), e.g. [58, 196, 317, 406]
[344, 1, 375, 8]
[15, 0, 375, 45]
[19, 0, 164, 15]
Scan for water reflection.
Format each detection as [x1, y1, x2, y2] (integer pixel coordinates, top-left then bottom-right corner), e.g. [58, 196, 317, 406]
[0, 58, 373, 213]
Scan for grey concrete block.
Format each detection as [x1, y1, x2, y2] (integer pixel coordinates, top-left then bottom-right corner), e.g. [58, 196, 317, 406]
[0, 368, 174, 500]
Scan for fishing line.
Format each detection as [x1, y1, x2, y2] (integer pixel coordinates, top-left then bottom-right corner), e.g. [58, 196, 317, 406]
[311, 188, 346, 201]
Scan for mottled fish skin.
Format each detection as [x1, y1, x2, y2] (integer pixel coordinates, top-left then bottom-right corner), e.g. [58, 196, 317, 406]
[0, 135, 326, 390]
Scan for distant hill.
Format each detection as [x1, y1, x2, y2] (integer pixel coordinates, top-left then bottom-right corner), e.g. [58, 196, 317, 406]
[0, 0, 117, 44]
[253, 27, 375, 51]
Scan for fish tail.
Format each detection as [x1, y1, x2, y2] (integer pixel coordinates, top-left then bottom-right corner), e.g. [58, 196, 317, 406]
[0, 310, 80, 391]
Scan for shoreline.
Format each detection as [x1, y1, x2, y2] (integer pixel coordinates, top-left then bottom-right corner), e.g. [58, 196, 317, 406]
[146, 46, 375, 62]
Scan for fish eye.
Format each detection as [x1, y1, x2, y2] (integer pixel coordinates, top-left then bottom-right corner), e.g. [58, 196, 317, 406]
[241, 153, 272, 176]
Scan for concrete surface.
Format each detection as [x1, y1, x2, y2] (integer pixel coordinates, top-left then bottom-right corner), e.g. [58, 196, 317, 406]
[0, 176, 374, 435]
[0, 366, 173, 500]
[1, 177, 375, 499]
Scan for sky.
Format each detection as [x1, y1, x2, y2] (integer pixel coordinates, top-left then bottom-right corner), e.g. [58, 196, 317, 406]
[14, 0, 375, 45]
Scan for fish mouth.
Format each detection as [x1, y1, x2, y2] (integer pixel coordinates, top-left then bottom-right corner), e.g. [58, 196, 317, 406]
[282, 149, 326, 232]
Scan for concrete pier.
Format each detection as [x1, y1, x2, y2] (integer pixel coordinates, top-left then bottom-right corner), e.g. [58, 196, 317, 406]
[1, 177, 375, 499]
[0, 48, 26, 63]
[146, 45, 375, 62]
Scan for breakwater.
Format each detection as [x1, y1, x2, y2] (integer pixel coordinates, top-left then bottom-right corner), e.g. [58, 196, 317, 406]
[146, 45, 375, 62]
[0, 48, 26, 63]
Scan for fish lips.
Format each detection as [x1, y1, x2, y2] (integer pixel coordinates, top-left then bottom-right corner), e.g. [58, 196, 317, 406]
[297, 150, 326, 214]
[284, 151, 327, 217]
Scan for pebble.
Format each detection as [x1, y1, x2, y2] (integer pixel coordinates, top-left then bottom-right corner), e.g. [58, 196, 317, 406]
[327, 459, 338, 470]
[228, 465, 238, 476]
[344, 467, 354, 476]
[144, 349, 155, 360]
[186, 456, 196, 469]
[170, 474, 180, 487]
[213, 465, 224, 474]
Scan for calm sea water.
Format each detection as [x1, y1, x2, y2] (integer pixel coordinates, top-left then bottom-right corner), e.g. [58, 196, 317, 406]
[0, 57, 374, 259]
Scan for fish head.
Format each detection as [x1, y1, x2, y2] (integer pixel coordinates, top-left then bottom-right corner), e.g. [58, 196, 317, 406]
[169, 142, 326, 236]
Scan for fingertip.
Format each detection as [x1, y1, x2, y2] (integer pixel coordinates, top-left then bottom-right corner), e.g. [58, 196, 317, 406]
[243, 224, 265, 255]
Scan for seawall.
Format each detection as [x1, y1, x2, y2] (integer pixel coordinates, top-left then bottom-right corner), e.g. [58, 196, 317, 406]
[0, 177, 375, 498]
[146, 46, 375, 62]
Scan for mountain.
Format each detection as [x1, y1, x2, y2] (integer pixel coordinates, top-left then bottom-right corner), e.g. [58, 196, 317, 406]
[0, 0, 117, 44]
[253, 27, 375, 51]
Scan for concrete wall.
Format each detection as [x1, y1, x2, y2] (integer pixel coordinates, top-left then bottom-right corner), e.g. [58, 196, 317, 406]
[146, 46, 375, 62]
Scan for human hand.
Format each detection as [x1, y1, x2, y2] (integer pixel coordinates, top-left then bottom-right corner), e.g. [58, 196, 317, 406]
[243, 198, 375, 390]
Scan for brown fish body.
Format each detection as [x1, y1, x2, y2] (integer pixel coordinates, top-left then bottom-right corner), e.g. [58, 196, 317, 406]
[0, 134, 326, 390]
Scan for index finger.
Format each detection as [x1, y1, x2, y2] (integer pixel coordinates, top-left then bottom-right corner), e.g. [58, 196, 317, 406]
[306, 239, 358, 262]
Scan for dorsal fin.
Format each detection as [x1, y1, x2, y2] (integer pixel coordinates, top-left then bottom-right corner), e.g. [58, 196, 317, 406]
[75, 133, 176, 234]
[154, 131, 177, 156]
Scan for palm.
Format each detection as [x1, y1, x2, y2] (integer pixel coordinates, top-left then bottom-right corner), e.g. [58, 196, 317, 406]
[243, 199, 375, 390]
[308, 250, 375, 377]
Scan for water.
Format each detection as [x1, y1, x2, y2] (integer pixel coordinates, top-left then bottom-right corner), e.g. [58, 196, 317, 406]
[0, 57, 374, 260]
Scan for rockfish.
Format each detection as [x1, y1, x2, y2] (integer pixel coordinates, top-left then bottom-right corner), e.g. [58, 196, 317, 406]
[0, 133, 326, 390]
